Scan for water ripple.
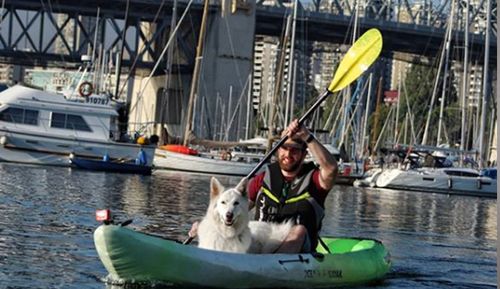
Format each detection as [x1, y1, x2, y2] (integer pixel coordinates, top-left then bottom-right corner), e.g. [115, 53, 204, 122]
[0, 164, 496, 288]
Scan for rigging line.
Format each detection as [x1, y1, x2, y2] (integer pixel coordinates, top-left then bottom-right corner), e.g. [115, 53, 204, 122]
[421, 24, 449, 145]
[90, 8, 101, 86]
[114, 0, 130, 98]
[322, 93, 341, 130]
[152, 0, 168, 28]
[328, 97, 344, 139]
[41, 0, 70, 66]
[230, 76, 251, 122]
[342, 8, 356, 45]
[159, 0, 179, 125]
[373, 106, 394, 152]
[116, 0, 168, 98]
[223, 77, 251, 141]
[0, 0, 5, 29]
[402, 80, 417, 144]
[338, 79, 369, 148]
[128, 0, 196, 119]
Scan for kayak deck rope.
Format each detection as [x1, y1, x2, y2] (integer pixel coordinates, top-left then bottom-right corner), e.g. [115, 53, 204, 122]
[318, 237, 332, 254]
[278, 255, 309, 265]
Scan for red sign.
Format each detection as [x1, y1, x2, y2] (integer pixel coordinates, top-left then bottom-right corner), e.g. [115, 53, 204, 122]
[384, 90, 399, 104]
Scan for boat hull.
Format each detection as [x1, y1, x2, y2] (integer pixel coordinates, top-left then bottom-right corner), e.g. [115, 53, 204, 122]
[154, 149, 256, 176]
[0, 131, 155, 167]
[375, 168, 497, 197]
[70, 157, 152, 174]
[94, 224, 391, 288]
[154, 149, 362, 184]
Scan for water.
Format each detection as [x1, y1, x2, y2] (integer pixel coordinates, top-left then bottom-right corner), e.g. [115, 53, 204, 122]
[0, 163, 496, 289]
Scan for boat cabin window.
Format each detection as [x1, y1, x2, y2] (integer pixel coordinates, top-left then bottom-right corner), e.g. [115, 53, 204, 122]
[0, 107, 39, 125]
[50, 112, 92, 132]
[444, 170, 479, 177]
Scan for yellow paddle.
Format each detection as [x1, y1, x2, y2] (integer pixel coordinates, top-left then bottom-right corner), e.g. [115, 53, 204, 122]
[328, 28, 383, 93]
[247, 28, 383, 178]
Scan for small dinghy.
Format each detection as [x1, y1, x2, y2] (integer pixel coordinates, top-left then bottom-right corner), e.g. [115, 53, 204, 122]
[70, 156, 152, 175]
[94, 224, 391, 288]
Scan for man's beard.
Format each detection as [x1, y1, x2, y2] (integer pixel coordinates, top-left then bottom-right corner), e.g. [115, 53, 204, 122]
[278, 156, 302, 172]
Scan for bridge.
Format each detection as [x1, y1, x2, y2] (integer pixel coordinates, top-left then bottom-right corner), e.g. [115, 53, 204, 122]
[0, 0, 496, 71]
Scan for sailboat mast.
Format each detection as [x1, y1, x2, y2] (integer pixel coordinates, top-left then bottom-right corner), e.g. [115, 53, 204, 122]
[359, 73, 372, 158]
[436, 0, 455, 146]
[184, 0, 210, 146]
[394, 69, 401, 144]
[91, 7, 101, 87]
[478, 0, 492, 168]
[245, 74, 252, 140]
[159, 0, 178, 138]
[285, 0, 298, 125]
[370, 76, 383, 155]
[267, 14, 292, 152]
[421, 35, 446, 145]
[459, 0, 469, 160]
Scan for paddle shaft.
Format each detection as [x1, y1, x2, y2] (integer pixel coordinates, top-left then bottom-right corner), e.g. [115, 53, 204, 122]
[183, 236, 194, 245]
[247, 89, 333, 179]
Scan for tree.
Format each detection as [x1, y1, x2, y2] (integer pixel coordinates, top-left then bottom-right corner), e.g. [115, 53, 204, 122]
[393, 62, 460, 146]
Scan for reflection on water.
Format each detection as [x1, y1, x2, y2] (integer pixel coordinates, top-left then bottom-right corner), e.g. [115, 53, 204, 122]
[0, 163, 496, 289]
[324, 186, 497, 240]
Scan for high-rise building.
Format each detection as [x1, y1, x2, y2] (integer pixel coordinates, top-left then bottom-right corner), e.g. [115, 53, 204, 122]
[0, 64, 15, 85]
[252, 36, 279, 119]
[252, 32, 312, 128]
[310, 42, 340, 92]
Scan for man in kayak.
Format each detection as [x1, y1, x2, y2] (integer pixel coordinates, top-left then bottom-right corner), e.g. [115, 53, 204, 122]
[190, 119, 337, 253]
[246, 119, 337, 253]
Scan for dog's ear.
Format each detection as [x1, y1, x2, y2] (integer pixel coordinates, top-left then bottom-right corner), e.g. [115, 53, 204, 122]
[210, 177, 224, 199]
[235, 177, 248, 197]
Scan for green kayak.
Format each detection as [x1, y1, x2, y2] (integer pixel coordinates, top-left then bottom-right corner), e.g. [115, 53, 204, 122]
[94, 224, 391, 288]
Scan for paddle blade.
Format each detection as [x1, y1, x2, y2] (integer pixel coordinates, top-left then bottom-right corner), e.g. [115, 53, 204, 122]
[328, 28, 383, 93]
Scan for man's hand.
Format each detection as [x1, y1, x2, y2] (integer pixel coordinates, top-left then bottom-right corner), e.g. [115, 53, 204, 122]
[188, 221, 199, 238]
[283, 119, 311, 142]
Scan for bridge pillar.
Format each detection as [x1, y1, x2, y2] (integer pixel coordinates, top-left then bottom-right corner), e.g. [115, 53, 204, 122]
[195, 0, 256, 141]
[128, 0, 256, 143]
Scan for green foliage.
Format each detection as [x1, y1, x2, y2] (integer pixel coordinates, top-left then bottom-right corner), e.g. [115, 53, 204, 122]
[397, 63, 459, 145]
[400, 64, 438, 139]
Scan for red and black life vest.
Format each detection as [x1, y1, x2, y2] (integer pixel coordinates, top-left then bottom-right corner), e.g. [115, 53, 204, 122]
[254, 162, 325, 249]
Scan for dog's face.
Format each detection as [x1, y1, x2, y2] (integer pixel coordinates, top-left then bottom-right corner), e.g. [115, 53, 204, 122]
[209, 177, 249, 228]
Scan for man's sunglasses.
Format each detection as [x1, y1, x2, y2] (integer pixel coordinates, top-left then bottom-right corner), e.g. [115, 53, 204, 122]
[280, 145, 306, 154]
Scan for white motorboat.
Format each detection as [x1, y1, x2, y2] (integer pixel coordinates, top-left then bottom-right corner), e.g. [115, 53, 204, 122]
[0, 85, 155, 167]
[353, 168, 383, 188]
[374, 167, 497, 197]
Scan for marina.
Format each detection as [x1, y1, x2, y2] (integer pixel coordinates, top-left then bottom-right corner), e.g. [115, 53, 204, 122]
[0, 163, 496, 288]
[0, 0, 496, 288]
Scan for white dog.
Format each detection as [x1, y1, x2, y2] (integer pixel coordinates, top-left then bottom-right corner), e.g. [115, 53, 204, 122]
[197, 177, 293, 254]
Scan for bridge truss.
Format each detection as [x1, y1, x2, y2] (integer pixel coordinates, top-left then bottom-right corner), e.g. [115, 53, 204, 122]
[0, 0, 496, 69]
